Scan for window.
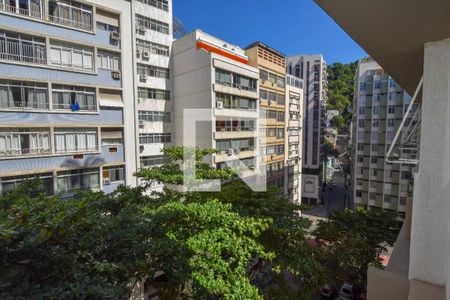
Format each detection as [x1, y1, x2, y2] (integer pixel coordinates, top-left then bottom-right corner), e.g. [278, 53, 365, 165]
[48, 0, 93, 31]
[372, 119, 379, 127]
[0, 31, 46, 64]
[135, 14, 169, 34]
[52, 84, 96, 111]
[374, 94, 381, 101]
[384, 195, 391, 203]
[260, 70, 268, 81]
[96, 22, 118, 32]
[371, 144, 379, 152]
[374, 80, 381, 89]
[388, 92, 395, 101]
[1, 173, 53, 196]
[101, 129, 123, 146]
[356, 190, 362, 197]
[277, 76, 285, 88]
[96, 51, 120, 71]
[216, 138, 254, 152]
[139, 133, 171, 144]
[0, 128, 50, 157]
[140, 155, 170, 167]
[371, 157, 378, 164]
[277, 93, 285, 105]
[54, 128, 97, 153]
[266, 146, 276, 155]
[389, 79, 396, 88]
[138, 111, 171, 122]
[277, 111, 285, 122]
[277, 145, 284, 155]
[136, 0, 168, 11]
[0, 80, 48, 109]
[138, 88, 170, 100]
[372, 169, 378, 176]
[260, 89, 268, 100]
[358, 119, 365, 128]
[137, 64, 169, 79]
[359, 82, 366, 91]
[266, 128, 276, 137]
[265, 110, 276, 119]
[50, 41, 94, 71]
[268, 92, 277, 102]
[359, 107, 365, 115]
[388, 105, 395, 114]
[217, 157, 255, 170]
[399, 197, 407, 206]
[268, 72, 276, 84]
[136, 39, 169, 56]
[103, 166, 125, 184]
[216, 118, 255, 131]
[216, 93, 256, 110]
[2, 0, 44, 19]
[357, 143, 364, 151]
[372, 106, 380, 114]
[57, 168, 100, 194]
[357, 156, 363, 163]
[401, 171, 410, 180]
[277, 128, 284, 139]
[387, 119, 395, 127]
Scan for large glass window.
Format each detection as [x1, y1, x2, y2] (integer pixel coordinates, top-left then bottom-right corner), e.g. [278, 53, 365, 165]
[135, 14, 169, 34]
[136, 39, 169, 56]
[57, 168, 99, 195]
[139, 133, 171, 144]
[54, 128, 98, 153]
[216, 93, 256, 110]
[215, 69, 256, 92]
[1, 0, 44, 18]
[138, 111, 171, 122]
[136, 0, 168, 11]
[137, 64, 169, 79]
[140, 155, 170, 167]
[96, 51, 120, 71]
[215, 118, 255, 131]
[216, 138, 254, 153]
[49, 41, 94, 71]
[0, 128, 50, 157]
[52, 84, 96, 111]
[138, 88, 170, 100]
[1, 172, 53, 196]
[0, 31, 46, 64]
[48, 0, 93, 31]
[102, 165, 125, 185]
[277, 76, 285, 88]
[0, 80, 48, 109]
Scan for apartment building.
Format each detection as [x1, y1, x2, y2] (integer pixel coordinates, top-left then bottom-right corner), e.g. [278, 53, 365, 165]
[0, 0, 137, 196]
[287, 54, 328, 205]
[172, 30, 260, 177]
[285, 74, 304, 203]
[245, 42, 287, 193]
[133, 0, 173, 190]
[352, 59, 413, 215]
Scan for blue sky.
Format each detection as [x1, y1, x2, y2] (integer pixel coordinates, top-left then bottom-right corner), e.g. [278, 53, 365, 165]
[173, 0, 367, 64]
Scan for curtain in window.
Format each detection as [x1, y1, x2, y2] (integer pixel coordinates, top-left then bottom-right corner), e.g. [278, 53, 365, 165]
[76, 131, 86, 151]
[72, 50, 83, 68]
[83, 52, 93, 70]
[65, 133, 76, 152]
[0, 135, 6, 154]
[50, 47, 61, 65]
[0, 86, 13, 108]
[30, 0, 41, 15]
[10, 134, 20, 154]
[57, 177, 69, 194]
[35, 88, 47, 109]
[61, 48, 71, 66]
[55, 133, 65, 152]
[86, 132, 96, 150]
[75, 92, 86, 108]
[85, 93, 94, 109]
[26, 88, 35, 108]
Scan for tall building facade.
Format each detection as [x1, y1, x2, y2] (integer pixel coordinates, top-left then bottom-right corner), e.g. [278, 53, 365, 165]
[0, 0, 137, 196]
[352, 58, 413, 216]
[172, 30, 260, 177]
[287, 54, 328, 205]
[285, 74, 304, 203]
[133, 0, 173, 190]
[245, 42, 287, 193]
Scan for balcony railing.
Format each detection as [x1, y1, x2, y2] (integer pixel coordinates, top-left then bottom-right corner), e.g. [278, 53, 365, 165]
[0, 147, 51, 157]
[215, 81, 257, 93]
[216, 126, 255, 132]
[0, 38, 46, 65]
[53, 102, 97, 112]
[48, 14, 93, 32]
[0, 3, 44, 19]
[0, 99, 49, 110]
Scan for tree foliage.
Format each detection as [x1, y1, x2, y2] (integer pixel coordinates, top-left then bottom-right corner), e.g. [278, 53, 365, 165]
[313, 209, 401, 288]
[327, 61, 358, 133]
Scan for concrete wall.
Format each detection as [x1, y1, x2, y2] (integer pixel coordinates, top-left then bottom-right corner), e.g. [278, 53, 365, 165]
[409, 37, 450, 289]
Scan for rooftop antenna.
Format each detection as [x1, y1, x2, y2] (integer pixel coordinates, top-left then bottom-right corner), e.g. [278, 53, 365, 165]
[173, 16, 187, 39]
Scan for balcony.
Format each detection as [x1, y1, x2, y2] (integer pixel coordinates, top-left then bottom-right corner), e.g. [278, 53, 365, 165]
[0, 35, 46, 65]
[214, 127, 256, 140]
[214, 147, 256, 163]
[0, 2, 43, 19]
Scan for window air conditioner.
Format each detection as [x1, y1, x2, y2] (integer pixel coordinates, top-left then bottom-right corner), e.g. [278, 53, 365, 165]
[140, 74, 147, 81]
[111, 70, 121, 80]
[110, 31, 120, 41]
[139, 120, 145, 127]
[103, 178, 111, 185]
[227, 148, 234, 156]
[216, 101, 223, 109]
[142, 51, 150, 59]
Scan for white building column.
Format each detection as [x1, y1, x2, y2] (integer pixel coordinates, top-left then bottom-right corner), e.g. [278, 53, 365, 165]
[409, 37, 450, 290]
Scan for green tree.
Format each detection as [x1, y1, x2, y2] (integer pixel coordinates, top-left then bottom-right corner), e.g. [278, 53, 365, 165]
[330, 115, 346, 132]
[313, 209, 401, 289]
[0, 177, 272, 299]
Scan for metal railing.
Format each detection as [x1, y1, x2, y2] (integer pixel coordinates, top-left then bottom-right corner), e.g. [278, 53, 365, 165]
[48, 14, 93, 32]
[0, 38, 47, 64]
[0, 3, 44, 19]
[0, 99, 49, 110]
[53, 102, 97, 112]
[0, 147, 51, 157]
[216, 126, 255, 132]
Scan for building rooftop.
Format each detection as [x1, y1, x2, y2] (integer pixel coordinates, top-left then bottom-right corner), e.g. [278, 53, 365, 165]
[245, 41, 286, 58]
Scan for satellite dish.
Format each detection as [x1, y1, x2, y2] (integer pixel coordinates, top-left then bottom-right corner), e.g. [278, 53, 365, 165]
[173, 16, 187, 39]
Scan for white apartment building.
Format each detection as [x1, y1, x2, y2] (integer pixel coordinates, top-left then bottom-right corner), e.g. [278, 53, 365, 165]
[285, 74, 304, 203]
[172, 30, 260, 178]
[287, 54, 328, 205]
[132, 0, 173, 190]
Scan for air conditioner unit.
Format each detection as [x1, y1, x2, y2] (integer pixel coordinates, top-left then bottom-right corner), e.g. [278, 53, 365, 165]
[111, 70, 121, 80]
[268, 100, 272, 105]
[138, 97, 143, 103]
[140, 74, 147, 81]
[238, 85, 242, 90]
[227, 148, 234, 156]
[142, 51, 150, 59]
[234, 148, 241, 154]
[262, 80, 266, 84]
[110, 31, 120, 41]
[103, 178, 111, 185]
[216, 101, 223, 109]
[136, 49, 141, 56]
[138, 25, 145, 32]
[139, 145, 145, 152]
[139, 120, 145, 127]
